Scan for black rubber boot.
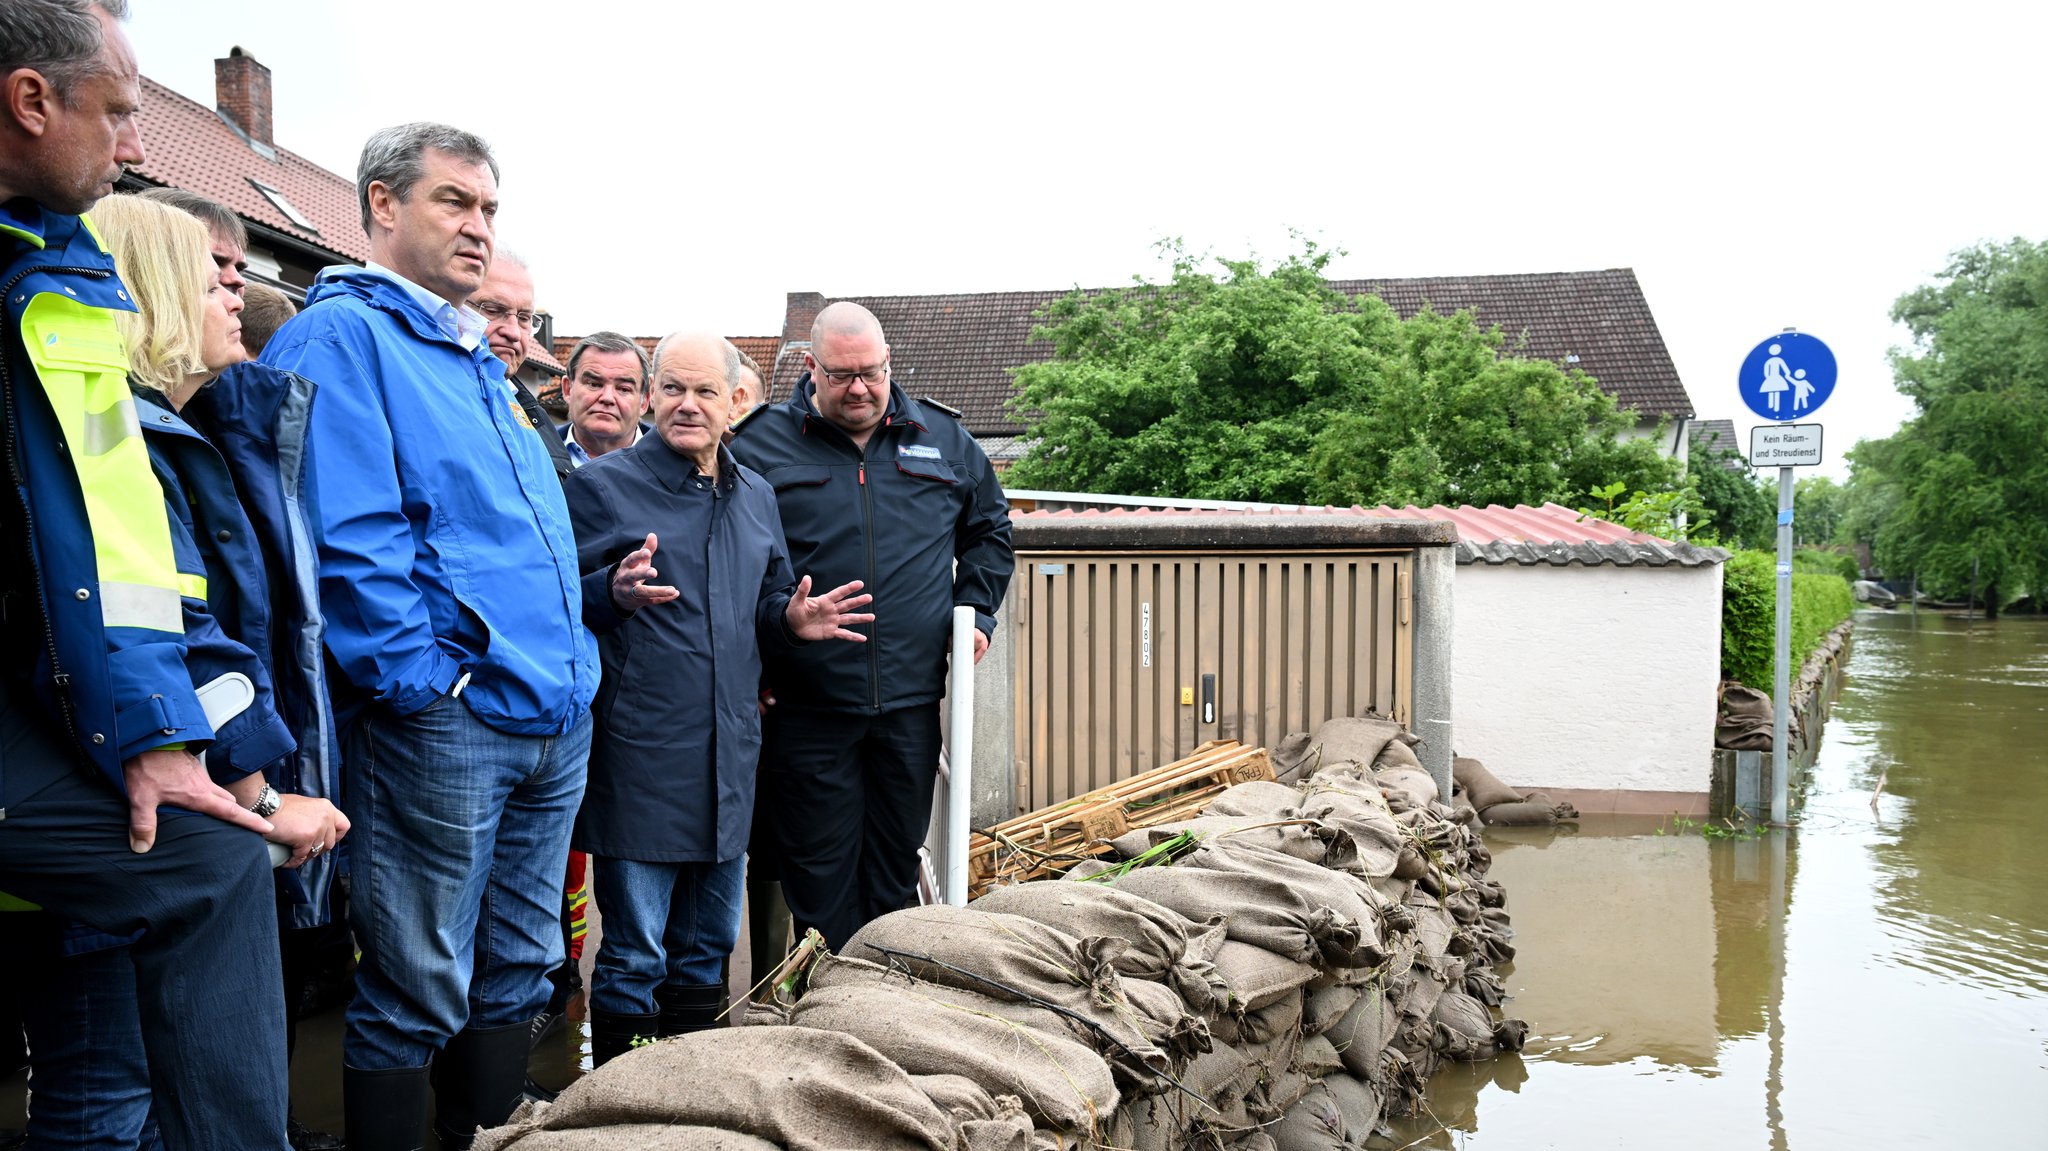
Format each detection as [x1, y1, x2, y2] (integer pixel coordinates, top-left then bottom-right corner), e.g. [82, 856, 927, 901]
[589, 1009, 661, 1068]
[429, 1022, 532, 1151]
[342, 1063, 429, 1151]
[654, 981, 726, 1038]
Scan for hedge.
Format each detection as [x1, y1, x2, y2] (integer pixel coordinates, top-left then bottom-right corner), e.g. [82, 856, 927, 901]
[1793, 548, 1860, 584]
[1722, 550, 1856, 689]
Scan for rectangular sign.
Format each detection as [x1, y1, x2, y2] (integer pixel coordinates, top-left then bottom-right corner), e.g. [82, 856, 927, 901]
[1749, 423, 1824, 467]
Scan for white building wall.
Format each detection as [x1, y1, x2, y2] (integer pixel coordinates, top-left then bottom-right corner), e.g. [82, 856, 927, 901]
[1450, 562, 1722, 795]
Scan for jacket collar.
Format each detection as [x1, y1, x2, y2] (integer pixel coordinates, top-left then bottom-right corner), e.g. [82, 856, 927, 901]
[631, 431, 747, 495]
[305, 266, 499, 368]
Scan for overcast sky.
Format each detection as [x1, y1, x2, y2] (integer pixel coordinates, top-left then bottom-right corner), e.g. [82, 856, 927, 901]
[126, 1, 2040, 478]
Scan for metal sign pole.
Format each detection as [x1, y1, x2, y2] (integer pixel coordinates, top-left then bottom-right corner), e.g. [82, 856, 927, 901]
[1772, 465, 1793, 825]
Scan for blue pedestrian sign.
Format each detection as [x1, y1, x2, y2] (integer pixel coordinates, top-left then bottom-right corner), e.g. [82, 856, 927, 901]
[1739, 331, 1836, 421]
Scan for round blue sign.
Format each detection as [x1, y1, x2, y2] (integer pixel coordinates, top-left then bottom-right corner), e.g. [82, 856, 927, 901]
[1738, 332, 1836, 421]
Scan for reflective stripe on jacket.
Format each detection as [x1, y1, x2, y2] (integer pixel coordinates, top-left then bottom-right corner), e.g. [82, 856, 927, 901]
[1, 201, 213, 791]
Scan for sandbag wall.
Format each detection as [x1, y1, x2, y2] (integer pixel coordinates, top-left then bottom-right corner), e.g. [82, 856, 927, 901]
[477, 717, 1526, 1151]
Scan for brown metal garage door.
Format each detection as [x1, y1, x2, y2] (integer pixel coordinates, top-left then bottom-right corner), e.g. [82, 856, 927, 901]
[1013, 550, 1412, 812]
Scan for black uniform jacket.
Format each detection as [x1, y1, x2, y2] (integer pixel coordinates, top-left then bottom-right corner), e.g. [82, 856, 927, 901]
[728, 376, 1013, 714]
[563, 435, 803, 862]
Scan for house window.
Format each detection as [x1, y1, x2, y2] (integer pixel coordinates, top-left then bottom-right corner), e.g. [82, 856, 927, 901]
[248, 178, 317, 234]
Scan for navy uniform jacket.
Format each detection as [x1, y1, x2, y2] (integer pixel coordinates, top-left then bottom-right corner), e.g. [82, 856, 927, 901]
[563, 435, 803, 862]
[728, 377, 1012, 714]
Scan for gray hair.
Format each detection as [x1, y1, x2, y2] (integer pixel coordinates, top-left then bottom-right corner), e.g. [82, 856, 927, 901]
[356, 121, 499, 235]
[650, 331, 741, 395]
[0, 0, 130, 102]
[137, 186, 248, 250]
[566, 330, 650, 393]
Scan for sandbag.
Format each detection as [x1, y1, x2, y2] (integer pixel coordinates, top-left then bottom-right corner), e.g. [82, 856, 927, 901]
[472, 1027, 954, 1151]
[790, 983, 1119, 1134]
[1270, 1081, 1352, 1151]
[1373, 767, 1438, 810]
[1110, 816, 1352, 873]
[1114, 863, 1351, 968]
[1372, 740, 1425, 774]
[1202, 780, 1306, 821]
[1303, 983, 1361, 1037]
[1451, 756, 1521, 811]
[1479, 799, 1579, 826]
[1239, 987, 1304, 1046]
[472, 1126, 783, 1151]
[1159, 841, 1387, 968]
[1272, 731, 1318, 784]
[1210, 940, 1317, 1012]
[1319, 1075, 1381, 1146]
[1305, 716, 1411, 775]
[971, 881, 1227, 1014]
[1325, 989, 1398, 1082]
[1716, 681, 1786, 749]
[1293, 1032, 1345, 1079]
[808, 953, 1174, 1089]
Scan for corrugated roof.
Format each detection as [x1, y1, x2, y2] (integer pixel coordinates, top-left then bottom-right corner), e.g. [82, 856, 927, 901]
[130, 76, 364, 264]
[1008, 497, 1724, 568]
[782, 268, 1693, 435]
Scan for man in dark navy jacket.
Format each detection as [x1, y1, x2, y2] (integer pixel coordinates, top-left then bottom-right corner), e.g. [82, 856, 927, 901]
[729, 302, 1013, 948]
[564, 331, 871, 1065]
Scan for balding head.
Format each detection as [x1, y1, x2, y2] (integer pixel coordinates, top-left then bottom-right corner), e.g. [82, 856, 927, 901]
[649, 330, 739, 473]
[811, 300, 885, 348]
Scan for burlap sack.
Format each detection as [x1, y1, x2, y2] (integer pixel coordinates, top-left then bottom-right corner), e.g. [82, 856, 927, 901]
[1303, 983, 1361, 1037]
[1450, 756, 1521, 811]
[1319, 1074, 1381, 1146]
[471, 1125, 783, 1151]
[1306, 717, 1411, 774]
[1373, 767, 1438, 810]
[1716, 682, 1781, 749]
[1480, 798, 1579, 826]
[471, 1027, 954, 1151]
[1228, 1135, 1279, 1151]
[970, 881, 1228, 1015]
[1296, 787, 1404, 878]
[1203, 780, 1306, 821]
[1270, 1080, 1349, 1151]
[1240, 987, 1304, 1046]
[1324, 988, 1398, 1082]
[790, 983, 1119, 1133]
[1110, 816, 1354, 874]
[1272, 730, 1318, 784]
[1293, 1033, 1345, 1079]
[1170, 841, 1388, 969]
[1209, 940, 1318, 1011]
[1240, 1025, 1307, 1121]
[912, 1075, 1037, 1151]
[807, 953, 1173, 1088]
[1113, 864, 1350, 968]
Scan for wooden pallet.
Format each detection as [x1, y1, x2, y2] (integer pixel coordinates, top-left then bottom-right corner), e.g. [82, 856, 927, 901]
[968, 740, 1275, 899]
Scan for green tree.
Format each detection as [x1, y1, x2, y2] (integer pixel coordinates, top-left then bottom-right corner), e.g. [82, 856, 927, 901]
[1850, 238, 2048, 615]
[1792, 475, 1847, 547]
[1689, 449, 1776, 551]
[1007, 242, 1680, 507]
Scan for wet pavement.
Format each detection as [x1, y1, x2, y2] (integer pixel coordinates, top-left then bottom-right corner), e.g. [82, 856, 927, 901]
[8, 608, 2046, 1147]
[1390, 610, 2048, 1148]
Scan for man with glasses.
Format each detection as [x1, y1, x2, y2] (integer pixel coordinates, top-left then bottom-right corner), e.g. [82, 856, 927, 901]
[471, 248, 572, 477]
[729, 301, 1012, 948]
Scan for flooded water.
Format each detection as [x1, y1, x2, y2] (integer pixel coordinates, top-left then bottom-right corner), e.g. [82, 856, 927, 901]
[1393, 609, 2048, 1148]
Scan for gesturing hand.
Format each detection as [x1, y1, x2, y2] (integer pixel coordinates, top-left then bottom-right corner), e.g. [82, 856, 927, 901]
[611, 532, 680, 614]
[123, 748, 273, 853]
[784, 575, 875, 642]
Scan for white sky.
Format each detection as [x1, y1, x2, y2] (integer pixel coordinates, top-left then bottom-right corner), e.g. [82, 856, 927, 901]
[126, 1, 2042, 478]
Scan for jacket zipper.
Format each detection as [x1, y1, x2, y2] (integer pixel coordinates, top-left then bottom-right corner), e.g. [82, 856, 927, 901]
[858, 440, 881, 711]
[2, 262, 113, 744]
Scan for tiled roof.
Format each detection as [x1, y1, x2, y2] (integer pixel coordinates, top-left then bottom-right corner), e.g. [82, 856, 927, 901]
[129, 76, 364, 264]
[525, 344, 564, 376]
[1690, 418, 1741, 461]
[1008, 495, 1725, 568]
[785, 269, 1692, 436]
[550, 335, 781, 377]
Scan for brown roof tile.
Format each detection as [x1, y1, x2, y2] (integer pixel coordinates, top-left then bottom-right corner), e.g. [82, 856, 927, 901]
[130, 76, 364, 264]
[781, 269, 1693, 435]
[550, 335, 781, 376]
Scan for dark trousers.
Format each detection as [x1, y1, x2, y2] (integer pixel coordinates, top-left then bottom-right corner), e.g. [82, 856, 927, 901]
[760, 703, 940, 948]
[0, 683, 290, 1151]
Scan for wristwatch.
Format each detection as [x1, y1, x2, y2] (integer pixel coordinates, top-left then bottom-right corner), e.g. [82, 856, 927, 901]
[249, 783, 282, 818]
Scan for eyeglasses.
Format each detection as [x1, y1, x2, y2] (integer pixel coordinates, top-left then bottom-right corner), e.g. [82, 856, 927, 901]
[812, 357, 890, 387]
[473, 299, 540, 332]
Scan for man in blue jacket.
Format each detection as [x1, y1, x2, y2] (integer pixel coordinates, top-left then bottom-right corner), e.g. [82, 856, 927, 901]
[730, 302, 1013, 948]
[262, 122, 599, 1151]
[0, 2, 291, 1147]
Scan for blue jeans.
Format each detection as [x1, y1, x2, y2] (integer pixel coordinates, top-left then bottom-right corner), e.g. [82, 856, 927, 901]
[1, 918, 162, 1151]
[341, 694, 591, 1068]
[589, 854, 745, 1014]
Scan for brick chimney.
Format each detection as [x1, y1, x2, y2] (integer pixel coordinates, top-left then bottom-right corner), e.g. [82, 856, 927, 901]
[781, 292, 826, 345]
[214, 46, 273, 150]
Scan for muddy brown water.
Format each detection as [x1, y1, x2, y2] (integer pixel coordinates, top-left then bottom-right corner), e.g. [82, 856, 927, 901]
[7, 609, 2047, 1146]
[1391, 609, 2048, 1148]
